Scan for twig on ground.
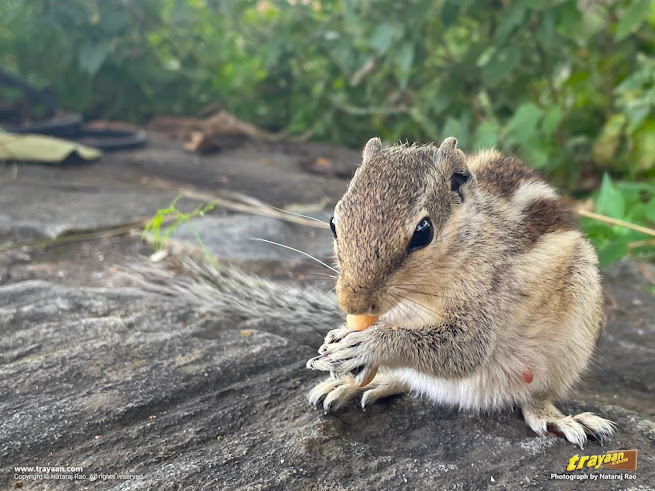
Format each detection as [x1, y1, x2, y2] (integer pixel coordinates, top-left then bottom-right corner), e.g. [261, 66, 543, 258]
[0, 219, 161, 252]
[145, 179, 330, 230]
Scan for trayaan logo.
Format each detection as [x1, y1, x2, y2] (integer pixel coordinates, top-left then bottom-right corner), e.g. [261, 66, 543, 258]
[567, 450, 638, 472]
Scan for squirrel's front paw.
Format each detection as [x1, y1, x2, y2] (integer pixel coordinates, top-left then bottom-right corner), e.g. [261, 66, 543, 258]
[317, 326, 350, 352]
[306, 329, 375, 385]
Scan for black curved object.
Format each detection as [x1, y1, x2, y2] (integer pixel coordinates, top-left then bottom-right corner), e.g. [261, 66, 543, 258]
[0, 68, 146, 151]
[0, 68, 59, 115]
[2, 113, 83, 138]
[76, 128, 148, 151]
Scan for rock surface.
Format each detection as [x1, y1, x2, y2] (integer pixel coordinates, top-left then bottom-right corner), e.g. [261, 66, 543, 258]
[0, 135, 350, 244]
[172, 214, 334, 261]
[1, 134, 654, 490]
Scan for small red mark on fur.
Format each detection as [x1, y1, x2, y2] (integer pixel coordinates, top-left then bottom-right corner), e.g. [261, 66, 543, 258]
[546, 426, 565, 438]
[522, 369, 533, 384]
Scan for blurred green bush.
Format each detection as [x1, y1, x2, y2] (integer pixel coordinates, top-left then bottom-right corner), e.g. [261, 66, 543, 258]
[2, 0, 655, 265]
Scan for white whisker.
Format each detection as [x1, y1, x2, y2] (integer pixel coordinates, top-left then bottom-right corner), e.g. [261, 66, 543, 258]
[267, 205, 330, 226]
[252, 238, 339, 273]
[390, 292, 432, 326]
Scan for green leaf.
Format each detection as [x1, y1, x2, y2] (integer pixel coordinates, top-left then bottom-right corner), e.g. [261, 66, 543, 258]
[441, 0, 460, 27]
[596, 173, 625, 219]
[555, 0, 582, 33]
[581, 219, 614, 241]
[432, 94, 450, 114]
[408, 107, 440, 138]
[482, 45, 520, 86]
[597, 239, 629, 266]
[396, 42, 414, 89]
[537, 9, 556, 46]
[506, 103, 543, 143]
[626, 203, 647, 224]
[495, 3, 526, 43]
[78, 40, 114, 76]
[342, 0, 360, 35]
[541, 107, 562, 136]
[526, 0, 547, 10]
[592, 114, 627, 166]
[630, 119, 655, 171]
[369, 23, 393, 55]
[615, 63, 654, 93]
[472, 121, 499, 150]
[615, 180, 655, 193]
[442, 116, 469, 149]
[625, 104, 652, 131]
[645, 197, 655, 223]
[615, 0, 650, 41]
[519, 139, 550, 168]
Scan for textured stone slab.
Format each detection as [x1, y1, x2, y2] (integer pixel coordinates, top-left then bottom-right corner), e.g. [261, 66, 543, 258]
[0, 135, 349, 244]
[1, 259, 654, 490]
[171, 214, 333, 260]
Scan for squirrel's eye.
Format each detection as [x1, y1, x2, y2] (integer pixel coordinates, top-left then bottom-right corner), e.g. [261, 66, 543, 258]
[329, 216, 337, 239]
[408, 217, 433, 252]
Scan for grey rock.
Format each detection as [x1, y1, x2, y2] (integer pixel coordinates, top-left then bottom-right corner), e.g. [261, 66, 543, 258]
[0, 135, 348, 245]
[1, 259, 654, 490]
[171, 214, 333, 261]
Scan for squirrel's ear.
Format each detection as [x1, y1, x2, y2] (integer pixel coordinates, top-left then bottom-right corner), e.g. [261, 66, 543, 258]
[437, 137, 476, 201]
[362, 137, 382, 163]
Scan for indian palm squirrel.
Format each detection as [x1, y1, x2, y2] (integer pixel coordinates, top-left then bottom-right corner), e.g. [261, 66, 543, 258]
[306, 137, 615, 448]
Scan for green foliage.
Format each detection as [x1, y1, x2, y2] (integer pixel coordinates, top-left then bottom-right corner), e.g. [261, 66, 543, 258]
[582, 174, 655, 266]
[2, 0, 655, 182]
[4, 0, 655, 264]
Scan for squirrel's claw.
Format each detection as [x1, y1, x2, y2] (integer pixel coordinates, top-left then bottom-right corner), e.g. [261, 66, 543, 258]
[306, 353, 359, 374]
[308, 374, 407, 412]
[306, 356, 321, 370]
[307, 329, 372, 376]
[319, 326, 351, 353]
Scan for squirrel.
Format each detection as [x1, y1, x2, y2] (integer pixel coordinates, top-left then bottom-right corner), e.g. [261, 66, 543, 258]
[305, 137, 615, 448]
[132, 136, 614, 448]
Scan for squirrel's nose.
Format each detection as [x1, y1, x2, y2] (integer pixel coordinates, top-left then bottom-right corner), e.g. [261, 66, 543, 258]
[336, 281, 379, 315]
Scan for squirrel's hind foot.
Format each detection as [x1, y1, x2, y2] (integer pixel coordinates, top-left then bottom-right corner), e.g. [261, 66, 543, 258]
[522, 400, 615, 449]
[308, 375, 406, 412]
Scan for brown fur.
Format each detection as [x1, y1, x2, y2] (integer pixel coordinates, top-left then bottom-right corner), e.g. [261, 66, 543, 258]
[471, 153, 543, 198]
[522, 198, 579, 246]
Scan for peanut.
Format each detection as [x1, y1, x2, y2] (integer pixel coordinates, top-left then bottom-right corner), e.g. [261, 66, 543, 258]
[345, 314, 380, 387]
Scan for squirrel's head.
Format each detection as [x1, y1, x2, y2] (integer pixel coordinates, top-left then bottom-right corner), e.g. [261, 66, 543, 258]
[332, 137, 476, 315]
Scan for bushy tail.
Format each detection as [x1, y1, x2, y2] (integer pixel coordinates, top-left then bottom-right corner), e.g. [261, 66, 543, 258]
[124, 257, 341, 348]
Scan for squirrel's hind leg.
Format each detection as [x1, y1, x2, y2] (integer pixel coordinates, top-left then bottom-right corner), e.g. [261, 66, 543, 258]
[521, 400, 615, 449]
[308, 374, 407, 412]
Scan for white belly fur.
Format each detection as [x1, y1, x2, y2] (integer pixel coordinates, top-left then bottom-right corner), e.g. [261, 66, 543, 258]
[395, 369, 506, 411]
[392, 356, 536, 412]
